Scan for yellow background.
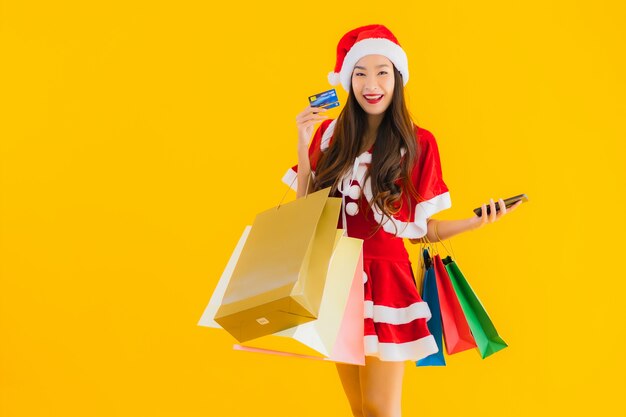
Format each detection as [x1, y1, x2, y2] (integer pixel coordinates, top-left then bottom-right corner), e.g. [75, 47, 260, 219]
[1, 1, 625, 416]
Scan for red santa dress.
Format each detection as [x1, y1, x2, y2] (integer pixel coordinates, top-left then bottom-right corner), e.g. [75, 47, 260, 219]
[282, 118, 452, 362]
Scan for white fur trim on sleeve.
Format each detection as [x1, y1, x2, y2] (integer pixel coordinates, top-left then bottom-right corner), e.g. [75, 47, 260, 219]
[362, 178, 452, 238]
[281, 167, 298, 191]
[281, 167, 316, 193]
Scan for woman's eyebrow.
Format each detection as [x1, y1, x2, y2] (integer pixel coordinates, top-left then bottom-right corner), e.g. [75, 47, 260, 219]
[354, 64, 391, 70]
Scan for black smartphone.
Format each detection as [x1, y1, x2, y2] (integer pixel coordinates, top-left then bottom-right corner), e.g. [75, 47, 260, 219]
[473, 193, 528, 217]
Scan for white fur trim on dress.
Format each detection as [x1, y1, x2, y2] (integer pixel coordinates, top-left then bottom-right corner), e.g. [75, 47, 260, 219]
[364, 301, 432, 324]
[338, 38, 409, 92]
[364, 334, 439, 362]
[362, 178, 451, 238]
[320, 119, 337, 151]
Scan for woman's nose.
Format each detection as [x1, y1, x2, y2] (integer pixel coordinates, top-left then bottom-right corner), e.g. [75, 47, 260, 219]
[364, 76, 380, 91]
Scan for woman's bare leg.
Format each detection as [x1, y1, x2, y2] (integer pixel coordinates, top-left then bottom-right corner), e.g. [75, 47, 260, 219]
[336, 363, 364, 417]
[336, 357, 405, 417]
[359, 356, 405, 417]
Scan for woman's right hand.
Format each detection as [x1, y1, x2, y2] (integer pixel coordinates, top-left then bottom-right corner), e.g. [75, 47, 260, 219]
[295, 105, 329, 147]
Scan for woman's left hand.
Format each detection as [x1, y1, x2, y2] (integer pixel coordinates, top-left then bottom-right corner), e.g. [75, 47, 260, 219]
[470, 198, 522, 230]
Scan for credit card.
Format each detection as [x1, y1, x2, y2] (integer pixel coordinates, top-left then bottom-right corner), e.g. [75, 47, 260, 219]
[309, 88, 340, 109]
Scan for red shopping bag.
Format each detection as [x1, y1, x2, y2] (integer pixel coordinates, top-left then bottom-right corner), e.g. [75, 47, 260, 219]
[433, 254, 476, 354]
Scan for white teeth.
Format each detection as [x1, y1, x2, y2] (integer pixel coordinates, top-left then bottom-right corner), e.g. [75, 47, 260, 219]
[365, 95, 382, 99]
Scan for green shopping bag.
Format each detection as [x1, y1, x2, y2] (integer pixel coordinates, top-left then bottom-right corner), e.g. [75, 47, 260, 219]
[442, 256, 508, 359]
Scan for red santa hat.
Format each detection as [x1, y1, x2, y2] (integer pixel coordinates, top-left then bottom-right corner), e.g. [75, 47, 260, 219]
[328, 24, 409, 92]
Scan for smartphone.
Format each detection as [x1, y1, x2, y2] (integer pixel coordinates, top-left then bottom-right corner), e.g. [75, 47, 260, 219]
[473, 193, 528, 217]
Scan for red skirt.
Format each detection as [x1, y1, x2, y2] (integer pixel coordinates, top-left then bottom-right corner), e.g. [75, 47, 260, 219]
[335, 190, 439, 362]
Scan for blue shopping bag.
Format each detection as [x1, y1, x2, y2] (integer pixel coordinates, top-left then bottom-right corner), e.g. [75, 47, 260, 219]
[416, 248, 446, 367]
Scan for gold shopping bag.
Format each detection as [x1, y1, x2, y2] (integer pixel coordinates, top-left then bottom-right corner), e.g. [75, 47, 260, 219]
[198, 229, 365, 365]
[236, 232, 365, 365]
[212, 187, 341, 342]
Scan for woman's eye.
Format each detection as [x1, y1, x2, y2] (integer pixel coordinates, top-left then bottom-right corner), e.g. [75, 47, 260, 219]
[354, 71, 387, 76]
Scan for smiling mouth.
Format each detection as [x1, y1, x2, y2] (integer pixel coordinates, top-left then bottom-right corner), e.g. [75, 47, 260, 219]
[364, 94, 384, 104]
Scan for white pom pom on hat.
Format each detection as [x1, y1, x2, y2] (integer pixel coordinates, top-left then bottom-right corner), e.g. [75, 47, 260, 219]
[328, 71, 341, 86]
[328, 24, 409, 92]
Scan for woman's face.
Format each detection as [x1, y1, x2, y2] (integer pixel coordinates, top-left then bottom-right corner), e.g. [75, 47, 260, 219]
[351, 54, 395, 116]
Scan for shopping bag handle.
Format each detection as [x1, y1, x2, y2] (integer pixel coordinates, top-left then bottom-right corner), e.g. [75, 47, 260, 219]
[415, 220, 457, 268]
[432, 221, 456, 260]
[277, 170, 313, 209]
[277, 170, 350, 237]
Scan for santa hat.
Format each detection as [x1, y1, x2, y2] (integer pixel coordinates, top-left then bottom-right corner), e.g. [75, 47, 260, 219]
[328, 24, 409, 92]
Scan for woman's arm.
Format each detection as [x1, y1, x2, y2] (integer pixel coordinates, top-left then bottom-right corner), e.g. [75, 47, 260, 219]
[296, 142, 312, 199]
[294, 106, 329, 199]
[410, 198, 522, 243]
[423, 217, 477, 242]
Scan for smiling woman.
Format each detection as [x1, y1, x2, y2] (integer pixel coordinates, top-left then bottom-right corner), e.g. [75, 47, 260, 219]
[353, 59, 394, 111]
[288, 24, 521, 417]
[312, 51, 423, 228]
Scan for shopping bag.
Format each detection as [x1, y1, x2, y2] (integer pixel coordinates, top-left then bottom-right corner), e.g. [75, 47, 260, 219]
[443, 256, 508, 359]
[235, 234, 365, 365]
[416, 249, 446, 367]
[433, 253, 477, 354]
[213, 186, 342, 342]
[199, 228, 365, 365]
[198, 226, 252, 330]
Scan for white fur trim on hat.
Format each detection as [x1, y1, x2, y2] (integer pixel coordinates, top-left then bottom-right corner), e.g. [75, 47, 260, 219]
[337, 38, 409, 92]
